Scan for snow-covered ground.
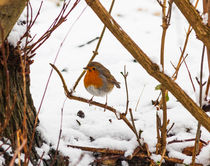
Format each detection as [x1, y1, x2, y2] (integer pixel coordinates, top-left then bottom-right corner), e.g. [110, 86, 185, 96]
[4, 0, 210, 165]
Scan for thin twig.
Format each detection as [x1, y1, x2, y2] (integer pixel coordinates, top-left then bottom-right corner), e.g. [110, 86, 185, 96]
[172, 0, 200, 80]
[167, 122, 175, 134]
[9, 139, 27, 166]
[71, 0, 116, 93]
[159, 147, 166, 166]
[205, 76, 210, 98]
[129, 109, 141, 147]
[157, 0, 163, 7]
[192, 44, 205, 165]
[121, 65, 129, 115]
[135, 85, 145, 112]
[168, 138, 207, 145]
[144, 143, 151, 157]
[50, 106, 64, 166]
[182, 53, 196, 92]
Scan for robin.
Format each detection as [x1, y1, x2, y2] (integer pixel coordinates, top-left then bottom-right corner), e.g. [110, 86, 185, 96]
[83, 61, 120, 104]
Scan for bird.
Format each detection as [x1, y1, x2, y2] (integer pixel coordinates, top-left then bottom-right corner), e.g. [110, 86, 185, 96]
[83, 61, 120, 105]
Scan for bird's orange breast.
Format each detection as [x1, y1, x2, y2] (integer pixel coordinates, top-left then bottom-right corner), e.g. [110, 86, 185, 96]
[84, 70, 103, 89]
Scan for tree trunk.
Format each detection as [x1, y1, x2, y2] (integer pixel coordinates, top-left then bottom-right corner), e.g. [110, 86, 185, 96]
[0, 45, 43, 165]
[0, 0, 26, 44]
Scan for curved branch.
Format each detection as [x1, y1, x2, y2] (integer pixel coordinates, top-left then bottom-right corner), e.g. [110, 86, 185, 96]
[173, 0, 210, 49]
[85, 0, 210, 132]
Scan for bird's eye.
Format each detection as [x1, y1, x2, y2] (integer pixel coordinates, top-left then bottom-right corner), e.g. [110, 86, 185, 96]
[92, 67, 96, 71]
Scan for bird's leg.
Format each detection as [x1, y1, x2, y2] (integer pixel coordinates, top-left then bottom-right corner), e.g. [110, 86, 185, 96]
[104, 95, 108, 112]
[88, 96, 94, 106]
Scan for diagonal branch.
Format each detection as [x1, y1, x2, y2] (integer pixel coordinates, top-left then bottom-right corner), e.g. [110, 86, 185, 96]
[173, 0, 210, 49]
[85, 0, 210, 132]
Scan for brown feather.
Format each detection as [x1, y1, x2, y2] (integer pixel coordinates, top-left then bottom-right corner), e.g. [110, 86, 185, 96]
[88, 62, 120, 88]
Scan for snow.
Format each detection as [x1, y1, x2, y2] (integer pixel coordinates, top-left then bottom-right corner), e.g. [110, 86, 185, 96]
[6, 0, 210, 165]
[202, 13, 208, 25]
[150, 154, 162, 163]
[7, 15, 27, 48]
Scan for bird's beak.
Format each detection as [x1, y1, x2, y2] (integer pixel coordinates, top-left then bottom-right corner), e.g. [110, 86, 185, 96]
[83, 67, 88, 70]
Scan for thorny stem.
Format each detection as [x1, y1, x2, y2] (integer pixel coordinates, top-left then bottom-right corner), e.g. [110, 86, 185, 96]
[71, 0, 116, 93]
